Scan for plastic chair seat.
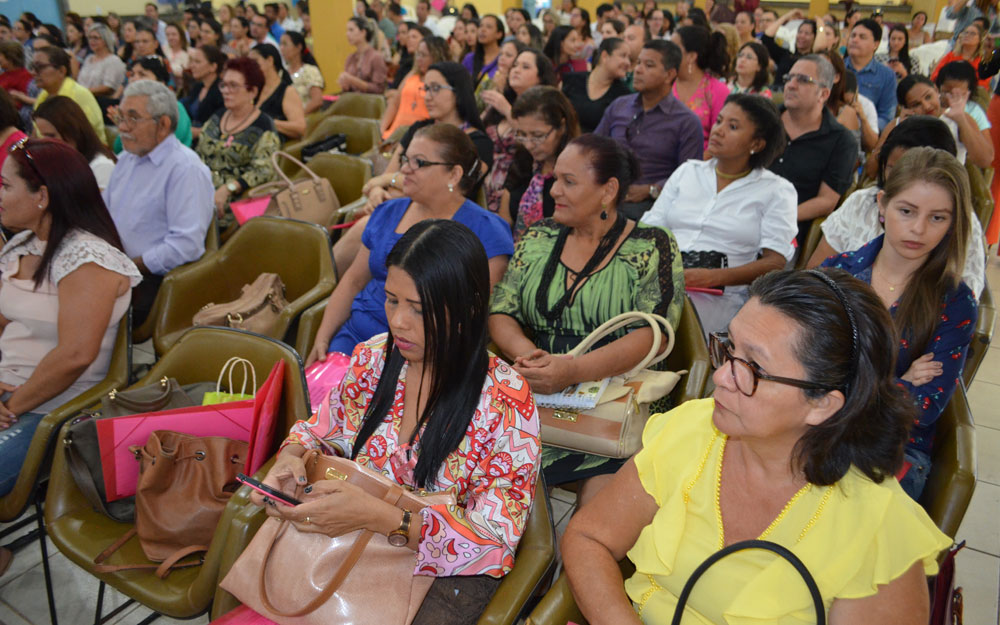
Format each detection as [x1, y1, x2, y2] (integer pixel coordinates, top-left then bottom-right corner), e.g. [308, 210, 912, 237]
[281, 116, 380, 178]
[45, 328, 311, 619]
[919, 382, 977, 538]
[148, 217, 336, 355]
[964, 283, 994, 386]
[329, 93, 386, 119]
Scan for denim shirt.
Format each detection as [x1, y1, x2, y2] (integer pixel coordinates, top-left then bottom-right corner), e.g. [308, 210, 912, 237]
[845, 55, 898, 131]
[821, 235, 978, 455]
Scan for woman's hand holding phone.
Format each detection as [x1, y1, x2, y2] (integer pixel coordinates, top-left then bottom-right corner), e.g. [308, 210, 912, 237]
[249, 446, 308, 511]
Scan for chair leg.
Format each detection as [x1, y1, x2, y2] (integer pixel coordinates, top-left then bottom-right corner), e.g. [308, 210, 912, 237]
[94, 582, 105, 625]
[135, 612, 160, 625]
[92, 580, 135, 625]
[34, 492, 58, 625]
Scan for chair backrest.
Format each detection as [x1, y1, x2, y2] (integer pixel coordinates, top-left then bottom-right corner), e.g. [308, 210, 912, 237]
[963, 283, 994, 386]
[966, 161, 994, 228]
[143, 326, 311, 441]
[312, 115, 381, 155]
[213, 216, 335, 308]
[295, 299, 327, 358]
[664, 296, 712, 405]
[330, 92, 386, 119]
[297, 153, 372, 207]
[918, 382, 977, 538]
[795, 216, 827, 270]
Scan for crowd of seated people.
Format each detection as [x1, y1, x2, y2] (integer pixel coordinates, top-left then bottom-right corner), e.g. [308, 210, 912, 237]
[0, 2, 994, 623]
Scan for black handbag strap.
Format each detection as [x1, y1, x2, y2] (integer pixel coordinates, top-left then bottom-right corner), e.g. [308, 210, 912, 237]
[671, 539, 826, 625]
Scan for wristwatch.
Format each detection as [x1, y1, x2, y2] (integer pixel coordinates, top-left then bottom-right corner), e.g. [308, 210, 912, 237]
[649, 184, 661, 199]
[387, 509, 412, 547]
[226, 180, 240, 194]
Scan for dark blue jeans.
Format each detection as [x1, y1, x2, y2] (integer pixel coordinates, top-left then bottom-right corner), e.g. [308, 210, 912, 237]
[0, 411, 46, 496]
[899, 448, 932, 501]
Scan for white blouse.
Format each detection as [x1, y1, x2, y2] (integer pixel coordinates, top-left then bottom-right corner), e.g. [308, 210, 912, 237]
[820, 185, 986, 299]
[0, 230, 141, 413]
[642, 158, 798, 335]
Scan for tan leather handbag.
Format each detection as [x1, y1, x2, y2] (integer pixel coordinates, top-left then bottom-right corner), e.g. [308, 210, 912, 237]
[220, 451, 456, 625]
[94, 431, 248, 578]
[256, 151, 340, 227]
[192, 273, 289, 335]
[537, 312, 684, 458]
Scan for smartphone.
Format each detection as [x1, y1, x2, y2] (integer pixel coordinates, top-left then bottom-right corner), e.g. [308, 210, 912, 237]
[236, 473, 302, 506]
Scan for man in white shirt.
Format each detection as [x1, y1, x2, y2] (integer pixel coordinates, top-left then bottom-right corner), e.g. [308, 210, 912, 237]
[103, 80, 214, 327]
[250, 14, 279, 48]
[415, 0, 439, 36]
[278, 3, 303, 33]
[144, 3, 169, 54]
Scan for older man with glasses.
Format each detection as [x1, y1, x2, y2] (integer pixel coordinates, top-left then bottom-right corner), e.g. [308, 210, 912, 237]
[768, 55, 858, 248]
[103, 80, 214, 327]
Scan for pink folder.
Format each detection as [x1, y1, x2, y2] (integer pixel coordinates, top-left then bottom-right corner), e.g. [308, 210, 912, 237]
[230, 196, 272, 225]
[97, 361, 285, 502]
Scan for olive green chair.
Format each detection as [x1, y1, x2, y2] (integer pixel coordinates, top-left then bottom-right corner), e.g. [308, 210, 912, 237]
[293, 153, 372, 223]
[329, 92, 387, 120]
[964, 284, 995, 387]
[919, 382, 978, 539]
[143, 217, 336, 356]
[211, 475, 557, 625]
[966, 161, 994, 228]
[280, 116, 381, 178]
[526, 559, 636, 625]
[294, 298, 328, 358]
[795, 216, 827, 270]
[666, 296, 712, 405]
[44, 327, 311, 624]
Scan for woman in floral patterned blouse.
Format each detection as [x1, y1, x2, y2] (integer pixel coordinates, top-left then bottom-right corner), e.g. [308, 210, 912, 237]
[195, 56, 280, 229]
[822, 147, 978, 500]
[255, 220, 540, 624]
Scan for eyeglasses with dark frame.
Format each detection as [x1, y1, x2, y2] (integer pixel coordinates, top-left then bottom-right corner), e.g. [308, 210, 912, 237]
[399, 154, 455, 170]
[709, 332, 838, 397]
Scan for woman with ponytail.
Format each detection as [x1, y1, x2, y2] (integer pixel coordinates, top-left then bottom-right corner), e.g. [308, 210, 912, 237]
[671, 25, 732, 148]
[822, 147, 977, 500]
[490, 134, 685, 503]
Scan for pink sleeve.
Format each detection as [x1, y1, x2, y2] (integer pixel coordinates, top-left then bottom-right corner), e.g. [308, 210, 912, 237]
[710, 79, 731, 127]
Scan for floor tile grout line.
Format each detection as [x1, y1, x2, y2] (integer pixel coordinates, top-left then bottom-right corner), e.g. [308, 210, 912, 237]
[0, 597, 33, 625]
[964, 545, 1000, 558]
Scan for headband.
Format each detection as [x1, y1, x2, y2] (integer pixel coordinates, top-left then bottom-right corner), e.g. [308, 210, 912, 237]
[805, 269, 858, 393]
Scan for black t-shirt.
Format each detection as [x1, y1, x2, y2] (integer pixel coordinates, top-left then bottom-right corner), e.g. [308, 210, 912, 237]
[561, 72, 631, 134]
[400, 119, 496, 170]
[182, 79, 225, 127]
[761, 34, 802, 89]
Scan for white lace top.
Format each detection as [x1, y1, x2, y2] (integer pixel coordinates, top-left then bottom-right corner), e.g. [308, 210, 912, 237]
[821, 185, 986, 298]
[0, 229, 141, 414]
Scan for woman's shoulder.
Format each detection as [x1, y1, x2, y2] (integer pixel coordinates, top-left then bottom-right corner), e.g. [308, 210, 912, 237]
[456, 200, 515, 241]
[484, 355, 538, 422]
[0, 231, 40, 274]
[51, 229, 142, 286]
[633, 399, 720, 501]
[749, 168, 798, 194]
[561, 71, 588, 90]
[629, 221, 679, 250]
[250, 112, 277, 133]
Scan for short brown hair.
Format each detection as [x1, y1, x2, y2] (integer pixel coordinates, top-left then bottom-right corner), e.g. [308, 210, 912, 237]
[223, 55, 265, 96]
[0, 40, 24, 68]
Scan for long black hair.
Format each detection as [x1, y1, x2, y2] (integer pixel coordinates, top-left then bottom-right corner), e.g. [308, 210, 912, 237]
[483, 49, 557, 128]
[252, 43, 291, 83]
[283, 30, 317, 66]
[351, 220, 491, 489]
[428, 61, 485, 131]
[473, 14, 505, 83]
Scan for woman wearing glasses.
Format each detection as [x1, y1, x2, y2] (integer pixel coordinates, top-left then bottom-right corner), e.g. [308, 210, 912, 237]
[77, 25, 126, 100]
[306, 124, 512, 368]
[562, 268, 952, 624]
[500, 86, 580, 240]
[490, 134, 685, 505]
[31, 47, 106, 143]
[822, 148, 977, 500]
[195, 56, 280, 224]
[642, 94, 797, 337]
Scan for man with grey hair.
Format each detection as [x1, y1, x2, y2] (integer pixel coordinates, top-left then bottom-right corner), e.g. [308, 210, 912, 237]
[769, 54, 858, 247]
[103, 80, 214, 327]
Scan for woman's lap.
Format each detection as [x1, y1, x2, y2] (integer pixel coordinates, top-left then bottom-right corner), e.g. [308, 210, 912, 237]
[412, 575, 503, 625]
[0, 412, 46, 497]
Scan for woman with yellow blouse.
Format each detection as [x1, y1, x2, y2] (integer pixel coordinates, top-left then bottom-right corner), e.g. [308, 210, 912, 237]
[562, 268, 951, 624]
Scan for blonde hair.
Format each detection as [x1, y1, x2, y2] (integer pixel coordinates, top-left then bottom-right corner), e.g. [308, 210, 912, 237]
[953, 21, 986, 59]
[713, 23, 739, 74]
[881, 146, 971, 358]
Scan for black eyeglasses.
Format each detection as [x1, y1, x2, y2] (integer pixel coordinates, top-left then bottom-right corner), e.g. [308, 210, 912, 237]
[709, 332, 837, 397]
[399, 154, 454, 170]
[9, 136, 42, 180]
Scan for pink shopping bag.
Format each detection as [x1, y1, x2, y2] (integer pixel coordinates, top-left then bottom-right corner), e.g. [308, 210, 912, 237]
[210, 605, 277, 625]
[304, 351, 351, 409]
[97, 361, 285, 501]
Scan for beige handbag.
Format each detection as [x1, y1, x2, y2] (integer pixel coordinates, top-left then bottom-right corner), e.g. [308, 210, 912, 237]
[220, 450, 456, 625]
[192, 273, 289, 335]
[537, 312, 684, 458]
[255, 151, 340, 227]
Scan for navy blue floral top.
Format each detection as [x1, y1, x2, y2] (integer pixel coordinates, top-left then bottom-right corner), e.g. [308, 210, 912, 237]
[822, 235, 978, 455]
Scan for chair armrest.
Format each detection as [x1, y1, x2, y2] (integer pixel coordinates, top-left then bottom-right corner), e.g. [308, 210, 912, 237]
[526, 574, 586, 625]
[151, 258, 229, 350]
[295, 299, 328, 357]
[276, 281, 336, 345]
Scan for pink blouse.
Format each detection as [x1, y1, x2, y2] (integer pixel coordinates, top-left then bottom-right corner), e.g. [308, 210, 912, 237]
[284, 335, 541, 578]
[674, 75, 731, 149]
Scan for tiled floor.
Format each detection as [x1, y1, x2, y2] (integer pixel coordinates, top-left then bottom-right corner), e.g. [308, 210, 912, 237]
[2, 265, 999, 625]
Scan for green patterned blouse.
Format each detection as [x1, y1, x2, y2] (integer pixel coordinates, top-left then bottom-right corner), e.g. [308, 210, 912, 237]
[196, 111, 281, 193]
[490, 219, 685, 354]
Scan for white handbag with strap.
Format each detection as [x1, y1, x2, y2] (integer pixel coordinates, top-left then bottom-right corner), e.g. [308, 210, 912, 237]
[536, 311, 685, 458]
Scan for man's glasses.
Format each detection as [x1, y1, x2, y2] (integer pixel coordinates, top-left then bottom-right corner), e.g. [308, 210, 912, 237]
[514, 127, 555, 146]
[709, 332, 837, 397]
[784, 72, 820, 86]
[9, 136, 42, 180]
[399, 154, 454, 170]
[110, 110, 156, 127]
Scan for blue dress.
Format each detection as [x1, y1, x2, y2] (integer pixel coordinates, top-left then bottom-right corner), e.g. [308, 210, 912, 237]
[329, 197, 514, 354]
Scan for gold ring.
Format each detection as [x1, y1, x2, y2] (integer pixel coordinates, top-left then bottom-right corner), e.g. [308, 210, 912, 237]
[305, 516, 311, 525]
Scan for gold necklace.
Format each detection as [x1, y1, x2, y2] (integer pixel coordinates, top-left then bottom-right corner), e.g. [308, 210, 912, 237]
[873, 261, 906, 293]
[715, 166, 751, 180]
